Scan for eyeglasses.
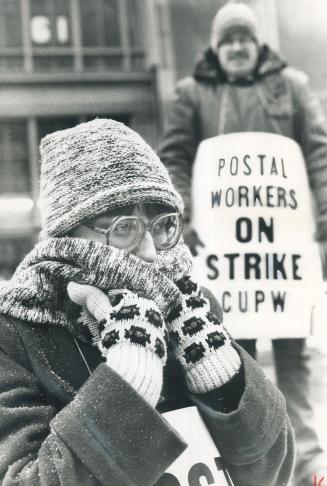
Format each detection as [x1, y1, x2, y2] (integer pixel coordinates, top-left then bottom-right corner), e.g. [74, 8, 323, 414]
[85, 212, 183, 251]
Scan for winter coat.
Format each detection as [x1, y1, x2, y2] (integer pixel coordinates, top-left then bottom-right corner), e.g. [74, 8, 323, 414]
[0, 289, 294, 486]
[158, 46, 327, 233]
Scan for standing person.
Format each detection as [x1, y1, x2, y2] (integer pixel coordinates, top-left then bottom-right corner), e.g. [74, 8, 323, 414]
[158, 3, 327, 484]
[0, 119, 294, 485]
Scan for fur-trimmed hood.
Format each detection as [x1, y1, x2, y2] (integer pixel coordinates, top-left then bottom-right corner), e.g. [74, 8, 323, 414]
[194, 45, 287, 83]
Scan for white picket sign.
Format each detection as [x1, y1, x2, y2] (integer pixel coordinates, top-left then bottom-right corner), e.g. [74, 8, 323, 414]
[160, 406, 233, 486]
[191, 132, 323, 338]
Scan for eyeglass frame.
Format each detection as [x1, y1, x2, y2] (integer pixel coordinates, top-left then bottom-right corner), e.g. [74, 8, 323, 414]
[84, 212, 183, 251]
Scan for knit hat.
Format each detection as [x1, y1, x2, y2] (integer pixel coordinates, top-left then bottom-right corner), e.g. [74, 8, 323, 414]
[210, 2, 260, 49]
[40, 118, 183, 237]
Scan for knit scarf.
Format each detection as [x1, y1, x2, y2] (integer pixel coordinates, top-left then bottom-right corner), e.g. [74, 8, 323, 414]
[0, 237, 192, 338]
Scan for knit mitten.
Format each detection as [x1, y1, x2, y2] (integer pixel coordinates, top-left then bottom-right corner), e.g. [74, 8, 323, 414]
[166, 277, 241, 394]
[67, 282, 167, 407]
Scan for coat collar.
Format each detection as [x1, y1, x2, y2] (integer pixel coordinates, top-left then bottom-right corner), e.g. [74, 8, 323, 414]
[193, 45, 287, 84]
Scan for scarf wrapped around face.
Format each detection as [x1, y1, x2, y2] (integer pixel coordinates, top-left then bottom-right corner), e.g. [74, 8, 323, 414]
[0, 237, 192, 337]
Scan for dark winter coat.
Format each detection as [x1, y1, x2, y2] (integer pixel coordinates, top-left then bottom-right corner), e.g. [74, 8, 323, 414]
[0, 290, 294, 485]
[158, 46, 327, 233]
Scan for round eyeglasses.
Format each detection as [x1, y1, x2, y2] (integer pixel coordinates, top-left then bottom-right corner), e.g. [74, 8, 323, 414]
[85, 212, 183, 251]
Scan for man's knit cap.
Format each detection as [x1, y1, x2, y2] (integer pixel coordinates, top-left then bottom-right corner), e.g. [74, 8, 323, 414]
[210, 2, 260, 49]
[40, 118, 183, 237]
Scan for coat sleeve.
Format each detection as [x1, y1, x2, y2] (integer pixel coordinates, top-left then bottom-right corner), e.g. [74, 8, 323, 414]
[157, 77, 200, 222]
[0, 321, 186, 485]
[289, 67, 327, 239]
[189, 291, 295, 486]
[191, 346, 295, 486]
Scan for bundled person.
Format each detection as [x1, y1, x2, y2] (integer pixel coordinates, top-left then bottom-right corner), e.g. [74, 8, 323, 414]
[0, 119, 294, 485]
[158, 3, 327, 484]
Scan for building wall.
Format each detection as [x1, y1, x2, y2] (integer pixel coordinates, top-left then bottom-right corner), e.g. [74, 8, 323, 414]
[276, 0, 327, 113]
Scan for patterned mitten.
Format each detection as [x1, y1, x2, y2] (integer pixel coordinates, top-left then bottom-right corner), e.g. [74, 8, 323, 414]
[166, 277, 241, 394]
[67, 282, 167, 407]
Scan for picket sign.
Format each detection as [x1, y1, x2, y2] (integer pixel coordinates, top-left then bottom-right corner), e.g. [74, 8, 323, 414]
[191, 132, 324, 338]
[159, 406, 233, 486]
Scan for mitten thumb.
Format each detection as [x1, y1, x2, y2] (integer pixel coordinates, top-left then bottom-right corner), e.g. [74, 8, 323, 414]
[67, 281, 112, 322]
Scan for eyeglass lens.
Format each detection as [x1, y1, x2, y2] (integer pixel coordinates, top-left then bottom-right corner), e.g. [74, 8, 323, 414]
[110, 213, 181, 250]
[110, 218, 143, 249]
[151, 214, 181, 249]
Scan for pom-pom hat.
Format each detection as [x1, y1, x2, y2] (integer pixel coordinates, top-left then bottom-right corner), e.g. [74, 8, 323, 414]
[40, 118, 184, 237]
[210, 2, 261, 49]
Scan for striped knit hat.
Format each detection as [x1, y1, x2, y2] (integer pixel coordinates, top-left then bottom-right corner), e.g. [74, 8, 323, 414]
[210, 2, 261, 49]
[40, 118, 183, 237]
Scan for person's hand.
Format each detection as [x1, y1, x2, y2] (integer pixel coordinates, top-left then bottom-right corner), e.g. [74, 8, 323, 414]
[67, 282, 167, 407]
[166, 276, 241, 393]
[183, 225, 204, 257]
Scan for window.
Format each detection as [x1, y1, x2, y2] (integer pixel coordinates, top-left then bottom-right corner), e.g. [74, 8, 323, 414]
[0, 121, 30, 194]
[0, 235, 35, 279]
[37, 115, 130, 143]
[80, 0, 120, 48]
[80, 0, 144, 71]
[0, 0, 23, 73]
[30, 0, 71, 46]
[37, 117, 80, 142]
[30, 0, 73, 72]
[0, 0, 22, 47]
